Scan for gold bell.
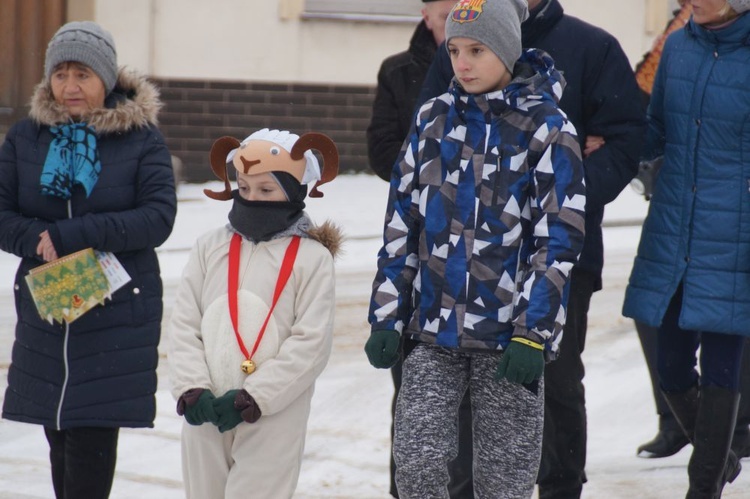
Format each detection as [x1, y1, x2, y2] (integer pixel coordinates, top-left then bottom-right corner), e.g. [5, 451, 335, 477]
[241, 359, 256, 374]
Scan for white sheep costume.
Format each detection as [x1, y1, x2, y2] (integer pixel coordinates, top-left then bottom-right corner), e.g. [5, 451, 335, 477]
[167, 129, 342, 499]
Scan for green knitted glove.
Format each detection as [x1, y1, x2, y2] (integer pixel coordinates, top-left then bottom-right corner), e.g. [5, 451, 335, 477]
[495, 339, 545, 385]
[364, 330, 401, 368]
[212, 389, 244, 433]
[183, 390, 218, 426]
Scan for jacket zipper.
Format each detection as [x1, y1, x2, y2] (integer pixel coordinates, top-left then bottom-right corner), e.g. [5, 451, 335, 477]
[56, 321, 71, 430]
[55, 198, 73, 429]
[492, 151, 504, 206]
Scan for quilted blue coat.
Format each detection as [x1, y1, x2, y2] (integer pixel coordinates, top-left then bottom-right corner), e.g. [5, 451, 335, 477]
[0, 69, 177, 429]
[622, 13, 750, 337]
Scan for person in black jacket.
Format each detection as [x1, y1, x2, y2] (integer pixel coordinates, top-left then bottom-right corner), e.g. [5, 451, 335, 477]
[366, 3, 471, 497]
[367, 0, 456, 182]
[416, 1, 646, 498]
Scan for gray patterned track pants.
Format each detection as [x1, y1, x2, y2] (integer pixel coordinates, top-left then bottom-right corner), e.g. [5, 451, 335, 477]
[394, 343, 544, 499]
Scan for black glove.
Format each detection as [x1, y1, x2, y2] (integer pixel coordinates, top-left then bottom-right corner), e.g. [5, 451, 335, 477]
[630, 156, 663, 201]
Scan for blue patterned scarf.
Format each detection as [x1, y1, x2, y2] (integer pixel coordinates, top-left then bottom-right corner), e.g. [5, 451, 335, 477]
[40, 123, 101, 199]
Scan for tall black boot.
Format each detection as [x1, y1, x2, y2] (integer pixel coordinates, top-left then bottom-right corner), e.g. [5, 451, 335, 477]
[732, 338, 750, 459]
[686, 386, 741, 499]
[637, 414, 690, 458]
[662, 385, 699, 440]
[731, 425, 750, 459]
[662, 386, 742, 498]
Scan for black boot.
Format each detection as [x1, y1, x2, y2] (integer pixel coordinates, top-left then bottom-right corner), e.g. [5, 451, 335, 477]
[662, 386, 742, 498]
[731, 425, 750, 459]
[661, 385, 699, 440]
[687, 386, 741, 498]
[637, 414, 690, 458]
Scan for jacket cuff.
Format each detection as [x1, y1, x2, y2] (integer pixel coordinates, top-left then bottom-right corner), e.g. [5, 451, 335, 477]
[234, 389, 262, 423]
[47, 223, 64, 257]
[510, 337, 544, 350]
[370, 320, 403, 335]
[512, 325, 546, 346]
[176, 388, 205, 415]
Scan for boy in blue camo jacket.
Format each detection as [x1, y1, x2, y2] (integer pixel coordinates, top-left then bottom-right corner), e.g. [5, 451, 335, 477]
[364, 0, 586, 496]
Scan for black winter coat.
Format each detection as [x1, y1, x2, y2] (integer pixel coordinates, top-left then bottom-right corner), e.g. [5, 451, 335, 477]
[418, 0, 646, 287]
[0, 69, 177, 429]
[367, 21, 438, 181]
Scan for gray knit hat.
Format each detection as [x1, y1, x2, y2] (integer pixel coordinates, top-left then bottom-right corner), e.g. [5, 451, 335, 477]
[727, 0, 750, 14]
[445, 0, 529, 72]
[45, 21, 118, 95]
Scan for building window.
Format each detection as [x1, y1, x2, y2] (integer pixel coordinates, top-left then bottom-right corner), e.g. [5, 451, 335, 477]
[303, 0, 421, 22]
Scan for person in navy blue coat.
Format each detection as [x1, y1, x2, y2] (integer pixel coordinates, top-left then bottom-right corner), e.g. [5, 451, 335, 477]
[0, 21, 176, 499]
[623, 1, 750, 496]
[630, 1, 750, 463]
[416, 1, 645, 497]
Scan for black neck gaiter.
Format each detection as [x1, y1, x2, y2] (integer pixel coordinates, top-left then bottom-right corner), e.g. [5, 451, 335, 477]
[228, 190, 305, 242]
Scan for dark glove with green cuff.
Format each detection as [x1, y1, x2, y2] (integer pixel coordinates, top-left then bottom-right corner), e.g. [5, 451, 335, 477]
[213, 389, 262, 432]
[364, 329, 400, 368]
[495, 338, 545, 385]
[178, 389, 218, 426]
[213, 389, 243, 433]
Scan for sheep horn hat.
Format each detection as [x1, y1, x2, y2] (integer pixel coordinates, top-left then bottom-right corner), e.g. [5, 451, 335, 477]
[727, 0, 750, 14]
[44, 21, 118, 95]
[227, 129, 322, 185]
[204, 128, 339, 201]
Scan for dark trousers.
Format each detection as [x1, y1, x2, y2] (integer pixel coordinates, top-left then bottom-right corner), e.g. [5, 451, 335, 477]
[390, 347, 474, 498]
[636, 322, 750, 425]
[656, 286, 745, 392]
[537, 268, 597, 499]
[44, 426, 119, 499]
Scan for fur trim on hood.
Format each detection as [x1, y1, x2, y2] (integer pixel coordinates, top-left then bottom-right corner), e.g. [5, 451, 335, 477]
[29, 67, 162, 134]
[307, 220, 344, 259]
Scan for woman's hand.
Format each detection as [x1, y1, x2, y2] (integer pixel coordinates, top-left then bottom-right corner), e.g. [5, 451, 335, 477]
[36, 231, 58, 262]
[584, 135, 605, 158]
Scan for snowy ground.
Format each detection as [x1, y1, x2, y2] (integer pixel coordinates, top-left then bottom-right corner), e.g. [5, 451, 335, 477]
[0, 174, 748, 498]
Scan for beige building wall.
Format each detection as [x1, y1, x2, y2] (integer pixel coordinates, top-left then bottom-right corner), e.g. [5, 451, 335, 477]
[86, 0, 676, 85]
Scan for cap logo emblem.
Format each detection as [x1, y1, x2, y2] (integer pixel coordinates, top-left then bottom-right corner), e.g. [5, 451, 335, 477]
[451, 0, 485, 23]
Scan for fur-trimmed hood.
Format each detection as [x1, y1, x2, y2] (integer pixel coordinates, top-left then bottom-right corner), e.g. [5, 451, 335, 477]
[230, 214, 344, 258]
[307, 220, 344, 259]
[28, 67, 163, 134]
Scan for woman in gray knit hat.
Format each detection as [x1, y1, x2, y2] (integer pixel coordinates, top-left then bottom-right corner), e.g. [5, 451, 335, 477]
[0, 20, 176, 499]
[623, 0, 750, 496]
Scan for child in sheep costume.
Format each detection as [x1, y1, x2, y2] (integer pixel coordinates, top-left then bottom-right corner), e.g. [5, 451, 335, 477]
[167, 128, 342, 499]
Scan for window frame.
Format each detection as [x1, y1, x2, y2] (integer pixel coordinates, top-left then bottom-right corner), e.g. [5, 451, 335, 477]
[302, 0, 422, 23]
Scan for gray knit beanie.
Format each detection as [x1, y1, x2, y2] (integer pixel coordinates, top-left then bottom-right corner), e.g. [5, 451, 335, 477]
[445, 0, 529, 72]
[45, 21, 118, 95]
[727, 0, 750, 14]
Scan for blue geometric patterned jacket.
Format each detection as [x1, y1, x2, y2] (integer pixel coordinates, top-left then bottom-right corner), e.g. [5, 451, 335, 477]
[369, 49, 586, 360]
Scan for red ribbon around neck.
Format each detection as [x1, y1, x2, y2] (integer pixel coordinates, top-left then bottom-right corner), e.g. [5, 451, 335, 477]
[228, 233, 300, 364]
